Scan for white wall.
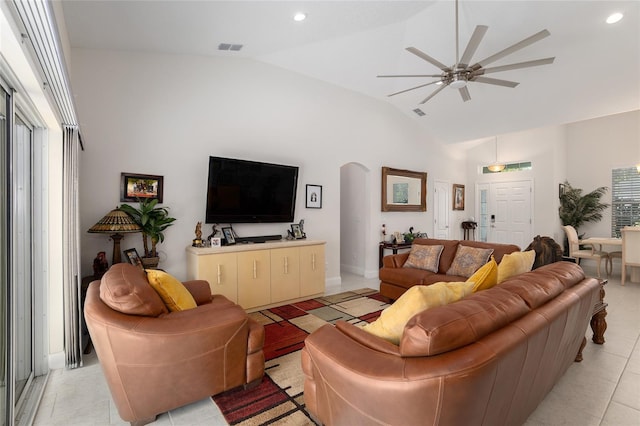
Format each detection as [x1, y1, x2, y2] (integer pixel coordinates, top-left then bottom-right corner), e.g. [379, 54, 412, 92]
[71, 49, 468, 283]
[566, 110, 640, 239]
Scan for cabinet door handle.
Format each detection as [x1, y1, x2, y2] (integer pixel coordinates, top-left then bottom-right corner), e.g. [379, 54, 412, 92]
[253, 260, 257, 279]
[311, 253, 316, 271]
[217, 264, 222, 285]
[284, 256, 288, 274]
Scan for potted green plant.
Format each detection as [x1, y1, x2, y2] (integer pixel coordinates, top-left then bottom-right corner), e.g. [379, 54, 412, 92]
[559, 181, 609, 254]
[120, 198, 176, 268]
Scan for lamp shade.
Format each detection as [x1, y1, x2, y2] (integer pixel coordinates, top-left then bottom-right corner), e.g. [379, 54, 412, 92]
[88, 208, 141, 234]
[88, 208, 141, 265]
[488, 163, 506, 172]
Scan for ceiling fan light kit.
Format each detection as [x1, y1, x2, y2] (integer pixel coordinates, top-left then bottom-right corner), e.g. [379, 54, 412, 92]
[378, 0, 555, 105]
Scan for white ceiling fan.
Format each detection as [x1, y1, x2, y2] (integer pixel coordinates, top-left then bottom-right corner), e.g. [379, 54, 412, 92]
[378, 0, 555, 105]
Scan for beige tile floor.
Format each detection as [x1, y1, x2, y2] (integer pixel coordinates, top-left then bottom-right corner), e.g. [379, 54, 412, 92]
[33, 264, 640, 425]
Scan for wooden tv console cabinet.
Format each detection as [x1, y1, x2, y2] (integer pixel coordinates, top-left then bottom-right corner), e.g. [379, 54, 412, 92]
[186, 239, 326, 311]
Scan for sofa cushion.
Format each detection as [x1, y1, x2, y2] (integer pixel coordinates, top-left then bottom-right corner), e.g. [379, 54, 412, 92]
[497, 250, 536, 283]
[363, 281, 474, 345]
[403, 244, 444, 272]
[459, 240, 521, 264]
[146, 269, 198, 312]
[467, 256, 498, 292]
[99, 263, 168, 316]
[446, 245, 494, 278]
[412, 238, 461, 273]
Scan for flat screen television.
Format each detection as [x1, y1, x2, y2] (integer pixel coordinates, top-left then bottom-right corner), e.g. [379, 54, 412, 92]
[206, 156, 299, 223]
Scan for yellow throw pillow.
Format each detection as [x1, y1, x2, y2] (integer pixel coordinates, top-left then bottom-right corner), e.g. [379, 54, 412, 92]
[467, 256, 498, 292]
[146, 269, 197, 312]
[497, 250, 536, 284]
[362, 281, 474, 345]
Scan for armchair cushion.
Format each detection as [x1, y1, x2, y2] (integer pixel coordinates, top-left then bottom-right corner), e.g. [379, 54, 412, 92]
[446, 245, 494, 278]
[100, 264, 168, 316]
[497, 250, 536, 283]
[146, 269, 197, 312]
[362, 281, 474, 344]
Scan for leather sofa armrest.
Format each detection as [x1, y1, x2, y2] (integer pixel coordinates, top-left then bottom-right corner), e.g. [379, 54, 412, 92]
[335, 321, 401, 356]
[383, 252, 410, 268]
[182, 280, 213, 305]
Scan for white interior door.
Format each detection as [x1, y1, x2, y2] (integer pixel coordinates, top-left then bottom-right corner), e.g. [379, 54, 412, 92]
[489, 180, 533, 248]
[434, 181, 450, 239]
[476, 180, 533, 247]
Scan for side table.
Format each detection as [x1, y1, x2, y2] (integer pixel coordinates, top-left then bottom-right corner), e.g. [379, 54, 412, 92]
[379, 242, 412, 268]
[576, 278, 607, 362]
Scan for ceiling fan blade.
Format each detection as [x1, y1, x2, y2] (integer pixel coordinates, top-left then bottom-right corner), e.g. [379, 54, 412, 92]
[406, 47, 451, 72]
[471, 76, 519, 88]
[377, 74, 443, 78]
[387, 80, 441, 97]
[478, 57, 555, 75]
[458, 25, 488, 68]
[419, 84, 447, 104]
[459, 86, 471, 102]
[472, 29, 551, 69]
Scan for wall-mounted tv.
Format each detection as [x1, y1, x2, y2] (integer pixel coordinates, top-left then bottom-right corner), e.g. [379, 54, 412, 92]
[206, 156, 299, 223]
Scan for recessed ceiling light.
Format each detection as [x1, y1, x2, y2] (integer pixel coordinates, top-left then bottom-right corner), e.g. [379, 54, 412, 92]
[293, 12, 306, 22]
[606, 12, 623, 24]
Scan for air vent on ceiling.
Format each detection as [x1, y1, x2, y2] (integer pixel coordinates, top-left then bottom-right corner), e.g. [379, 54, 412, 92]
[413, 108, 426, 117]
[218, 43, 243, 51]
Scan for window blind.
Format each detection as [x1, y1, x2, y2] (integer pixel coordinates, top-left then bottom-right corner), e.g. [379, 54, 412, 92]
[611, 167, 640, 236]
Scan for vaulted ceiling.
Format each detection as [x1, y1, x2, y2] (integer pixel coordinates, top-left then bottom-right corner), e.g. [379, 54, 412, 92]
[60, 1, 640, 143]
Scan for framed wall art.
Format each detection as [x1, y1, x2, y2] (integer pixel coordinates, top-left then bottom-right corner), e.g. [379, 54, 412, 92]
[306, 184, 322, 209]
[453, 184, 465, 211]
[121, 173, 164, 203]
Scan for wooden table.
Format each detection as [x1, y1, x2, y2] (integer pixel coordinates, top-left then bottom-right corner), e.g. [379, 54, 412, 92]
[379, 242, 412, 268]
[576, 278, 608, 362]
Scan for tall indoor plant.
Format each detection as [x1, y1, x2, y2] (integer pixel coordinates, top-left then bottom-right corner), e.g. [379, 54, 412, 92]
[559, 181, 609, 253]
[120, 198, 176, 267]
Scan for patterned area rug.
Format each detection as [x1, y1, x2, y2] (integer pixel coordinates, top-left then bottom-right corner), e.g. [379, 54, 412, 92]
[212, 288, 388, 425]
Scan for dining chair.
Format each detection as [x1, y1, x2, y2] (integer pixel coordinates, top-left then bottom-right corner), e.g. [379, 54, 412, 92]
[621, 226, 640, 286]
[562, 225, 609, 278]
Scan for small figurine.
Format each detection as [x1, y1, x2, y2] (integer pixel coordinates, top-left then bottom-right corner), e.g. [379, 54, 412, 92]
[381, 224, 386, 242]
[93, 251, 109, 278]
[206, 224, 218, 241]
[192, 221, 204, 247]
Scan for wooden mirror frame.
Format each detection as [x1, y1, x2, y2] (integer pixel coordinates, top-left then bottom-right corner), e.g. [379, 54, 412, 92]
[381, 167, 427, 212]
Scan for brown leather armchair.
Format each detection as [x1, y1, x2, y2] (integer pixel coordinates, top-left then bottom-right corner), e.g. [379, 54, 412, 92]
[84, 263, 264, 425]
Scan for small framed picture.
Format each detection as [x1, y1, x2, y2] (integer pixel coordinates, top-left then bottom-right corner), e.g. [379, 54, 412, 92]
[291, 223, 304, 239]
[121, 173, 164, 203]
[222, 227, 236, 245]
[453, 184, 465, 211]
[210, 237, 221, 247]
[306, 184, 322, 209]
[123, 248, 143, 269]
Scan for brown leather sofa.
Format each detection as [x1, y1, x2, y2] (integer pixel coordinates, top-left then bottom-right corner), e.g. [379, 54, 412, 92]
[302, 262, 600, 426]
[84, 263, 265, 425]
[379, 238, 521, 299]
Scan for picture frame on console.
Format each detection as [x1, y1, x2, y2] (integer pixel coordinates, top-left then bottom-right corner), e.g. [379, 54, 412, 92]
[120, 172, 164, 203]
[222, 227, 236, 245]
[453, 184, 465, 211]
[123, 248, 143, 269]
[306, 184, 322, 209]
[291, 224, 304, 239]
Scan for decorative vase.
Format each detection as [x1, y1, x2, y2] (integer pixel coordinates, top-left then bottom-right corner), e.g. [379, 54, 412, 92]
[141, 256, 160, 269]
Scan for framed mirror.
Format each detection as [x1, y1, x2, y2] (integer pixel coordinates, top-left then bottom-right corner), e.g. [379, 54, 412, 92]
[381, 167, 427, 212]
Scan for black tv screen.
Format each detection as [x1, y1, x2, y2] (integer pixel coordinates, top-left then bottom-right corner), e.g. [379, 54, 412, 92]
[206, 156, 299, 223]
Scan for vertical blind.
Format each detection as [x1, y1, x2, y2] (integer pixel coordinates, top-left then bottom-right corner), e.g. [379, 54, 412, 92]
[611, 167, 640, 237]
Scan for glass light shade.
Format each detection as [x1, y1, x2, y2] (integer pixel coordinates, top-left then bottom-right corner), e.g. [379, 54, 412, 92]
[488, 163, 506, 172]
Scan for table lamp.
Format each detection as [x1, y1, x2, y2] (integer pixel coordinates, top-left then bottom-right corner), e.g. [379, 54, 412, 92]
[88, 207, 141, 264]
